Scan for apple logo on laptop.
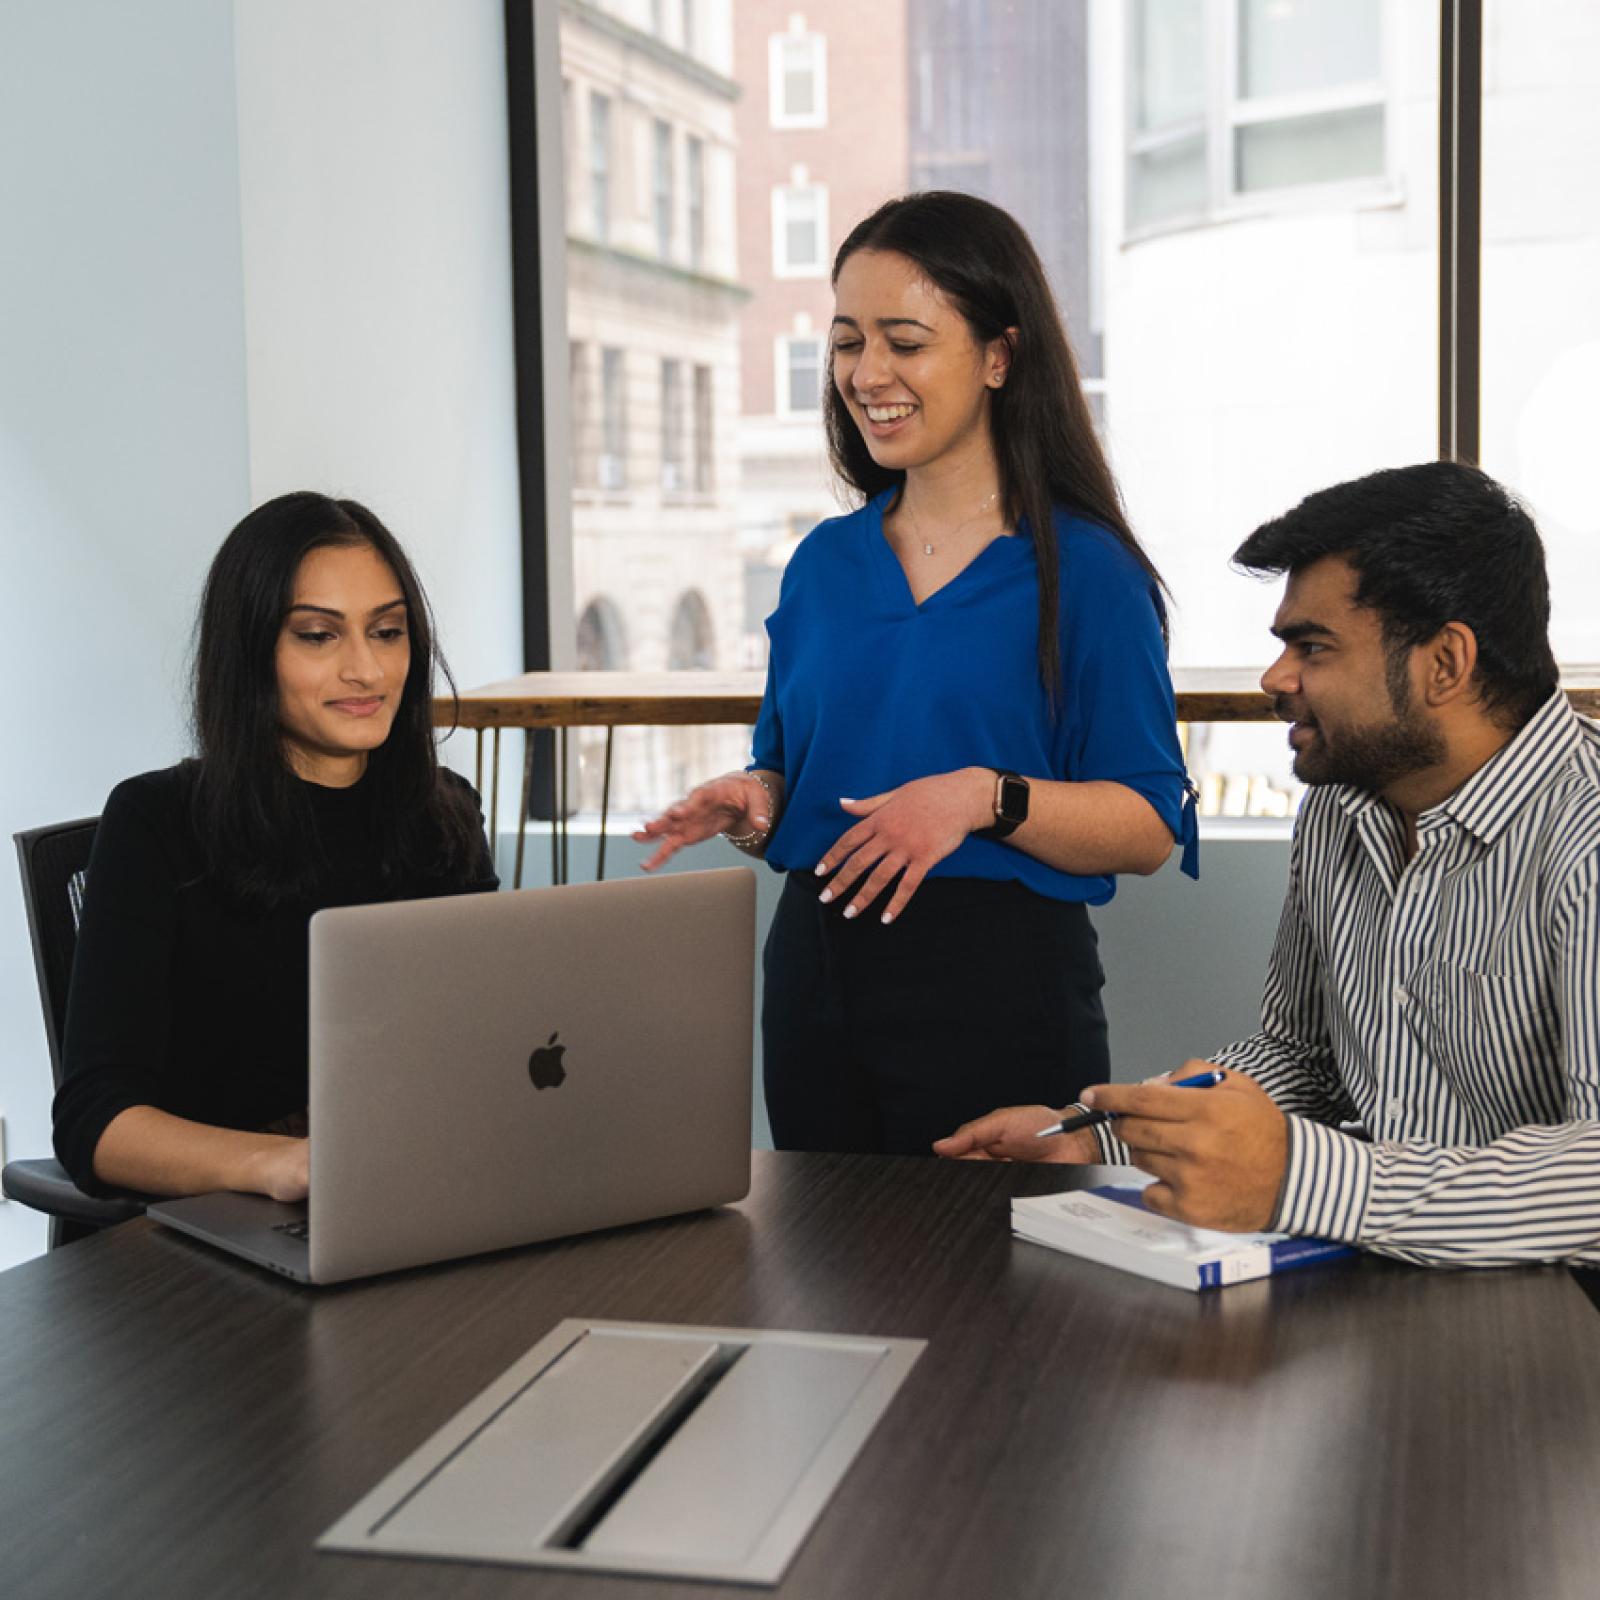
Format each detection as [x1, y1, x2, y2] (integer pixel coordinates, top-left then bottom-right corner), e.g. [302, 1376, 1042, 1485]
[528, 1032, 568, 1090]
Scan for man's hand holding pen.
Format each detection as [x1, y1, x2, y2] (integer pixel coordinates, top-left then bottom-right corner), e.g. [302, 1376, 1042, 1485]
[1077, 1068, 1289, 1231]
[933, 1063, 1291, 1233]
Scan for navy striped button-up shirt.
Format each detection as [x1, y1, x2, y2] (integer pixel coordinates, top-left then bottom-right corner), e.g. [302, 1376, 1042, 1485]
[1103, 689, 1600, 1267]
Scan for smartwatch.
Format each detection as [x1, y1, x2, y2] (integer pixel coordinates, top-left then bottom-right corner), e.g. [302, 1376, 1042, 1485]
[975, 769, 1029, 840]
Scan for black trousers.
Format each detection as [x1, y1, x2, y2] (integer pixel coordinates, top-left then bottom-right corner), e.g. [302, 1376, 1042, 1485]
[762, 871, 1109, 1157]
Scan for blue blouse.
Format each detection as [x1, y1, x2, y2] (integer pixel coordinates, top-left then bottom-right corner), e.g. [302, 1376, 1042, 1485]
[749, 490, 1198, 906]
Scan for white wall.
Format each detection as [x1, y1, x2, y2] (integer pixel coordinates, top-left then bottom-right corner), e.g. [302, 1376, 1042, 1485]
[233, 0, 523, 706]
[0, 0, 254, 1268]
[0, 0, 524, 1269]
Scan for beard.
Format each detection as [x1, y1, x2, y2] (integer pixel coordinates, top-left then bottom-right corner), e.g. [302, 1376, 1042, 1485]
[1278, 696, 1447, 790]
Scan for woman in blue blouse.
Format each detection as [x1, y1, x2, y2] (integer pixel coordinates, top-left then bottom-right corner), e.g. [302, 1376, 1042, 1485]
[636, 192, 1196, 1156]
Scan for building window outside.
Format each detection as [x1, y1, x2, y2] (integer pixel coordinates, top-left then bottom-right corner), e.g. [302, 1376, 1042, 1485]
[668, 589, 716, 670]
[589, 91, 611, 242]
[600, 346, 627, 491]
[653, 119, 675, 259]
[770, 28, 827, 129]
[1128, 0, 1385, 234]
[661, 358, 686, 491]
[693, 364, 713, 494]
[686, 136, 706, 271]
[569, 340, 592, 488]
[562, 77, 576, 212]
[1128, 0, 1207, 231]
[1234, 0, 1383, 193]
[772, 177, 828, 277]
[777, 334, 824, 415]
[576, 596, 629, 671]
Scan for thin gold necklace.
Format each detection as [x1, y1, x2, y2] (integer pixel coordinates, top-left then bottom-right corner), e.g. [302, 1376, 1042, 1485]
[902, 488, 1001, 556]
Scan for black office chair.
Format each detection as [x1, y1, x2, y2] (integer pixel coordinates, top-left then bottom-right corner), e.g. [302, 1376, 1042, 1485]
[3, 819, 146, 1248]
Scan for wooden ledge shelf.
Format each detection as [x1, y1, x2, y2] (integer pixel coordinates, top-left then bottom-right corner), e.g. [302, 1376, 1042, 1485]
[434, 668, 1600, 730]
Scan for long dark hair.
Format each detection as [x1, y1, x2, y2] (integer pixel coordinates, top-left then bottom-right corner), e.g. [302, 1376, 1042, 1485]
[191, 491, 483, 909]
[824, 191, 1170, 697]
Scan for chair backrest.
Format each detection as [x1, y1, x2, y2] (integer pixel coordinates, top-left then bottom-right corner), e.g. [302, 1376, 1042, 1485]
[14, 818, 99, 1091]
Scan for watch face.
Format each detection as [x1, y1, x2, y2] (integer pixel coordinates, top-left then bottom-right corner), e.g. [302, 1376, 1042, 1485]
[998, 774, 1029, 824]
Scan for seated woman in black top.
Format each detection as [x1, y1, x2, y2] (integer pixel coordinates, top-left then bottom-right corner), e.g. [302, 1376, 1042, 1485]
[53, 493, 496, 1204]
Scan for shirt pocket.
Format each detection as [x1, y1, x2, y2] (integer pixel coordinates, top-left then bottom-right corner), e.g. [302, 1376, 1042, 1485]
[1415, 962, 1558, 1085]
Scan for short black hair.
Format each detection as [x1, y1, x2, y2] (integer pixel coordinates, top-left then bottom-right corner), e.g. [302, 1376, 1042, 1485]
[1233, 462, 1558, 729]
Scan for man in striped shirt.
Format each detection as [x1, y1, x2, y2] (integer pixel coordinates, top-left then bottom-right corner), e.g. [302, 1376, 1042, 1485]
[937, 462, 1600, 1269]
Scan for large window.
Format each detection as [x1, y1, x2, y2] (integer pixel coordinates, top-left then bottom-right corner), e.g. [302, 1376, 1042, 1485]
[513, 1, 1587, 824]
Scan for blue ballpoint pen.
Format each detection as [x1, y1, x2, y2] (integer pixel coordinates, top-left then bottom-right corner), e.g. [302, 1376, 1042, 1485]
[1033, 1067, 1226, 1137]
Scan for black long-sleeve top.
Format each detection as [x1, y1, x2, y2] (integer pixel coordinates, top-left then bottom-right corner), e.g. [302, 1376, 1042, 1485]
[52, 762, 497, 1193]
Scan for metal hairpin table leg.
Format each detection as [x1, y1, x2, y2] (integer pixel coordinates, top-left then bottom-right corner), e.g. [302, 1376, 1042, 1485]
[560, 727, 570, 886]
[549, 731, 560, 887]
[514, 731, 533, 890]
[597, 727, 614, 881]
[474, 729, 483, 797]
[490, 726, 502, 858]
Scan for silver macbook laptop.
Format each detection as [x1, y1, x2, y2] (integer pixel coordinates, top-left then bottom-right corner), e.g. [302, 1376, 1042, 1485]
[147, 868, 755, 1285]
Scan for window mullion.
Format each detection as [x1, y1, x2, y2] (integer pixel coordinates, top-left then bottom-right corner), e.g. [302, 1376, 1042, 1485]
[1439, 0, 1482, 464]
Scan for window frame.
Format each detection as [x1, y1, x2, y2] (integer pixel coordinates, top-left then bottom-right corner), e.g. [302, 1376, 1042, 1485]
[768, 28, 827, 130]
[692, 362, 714, 495]
[652, 117, 675, 260]
[599, 345, 628, 493]
[771, 177, 829, 279]
[685, 133, 706, 270]
[774, 332, 825, 418]
[660, 356, 686, 492]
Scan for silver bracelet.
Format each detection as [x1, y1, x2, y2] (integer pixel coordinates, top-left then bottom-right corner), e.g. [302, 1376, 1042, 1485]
[722, 771, 777, 848]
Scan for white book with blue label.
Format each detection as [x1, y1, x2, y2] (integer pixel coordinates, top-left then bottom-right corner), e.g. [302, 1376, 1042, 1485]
[1011, 1182, 1355, 1291]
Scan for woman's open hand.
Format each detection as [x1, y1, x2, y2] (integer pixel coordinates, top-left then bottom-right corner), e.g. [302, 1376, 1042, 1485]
[633, 772, 772, 871]
[932, 1106, 1099, 1164]
[816, 768, 992, 924]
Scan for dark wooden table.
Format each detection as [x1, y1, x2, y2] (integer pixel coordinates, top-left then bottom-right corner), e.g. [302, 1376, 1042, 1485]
[8, 1151, 1600, 1600]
